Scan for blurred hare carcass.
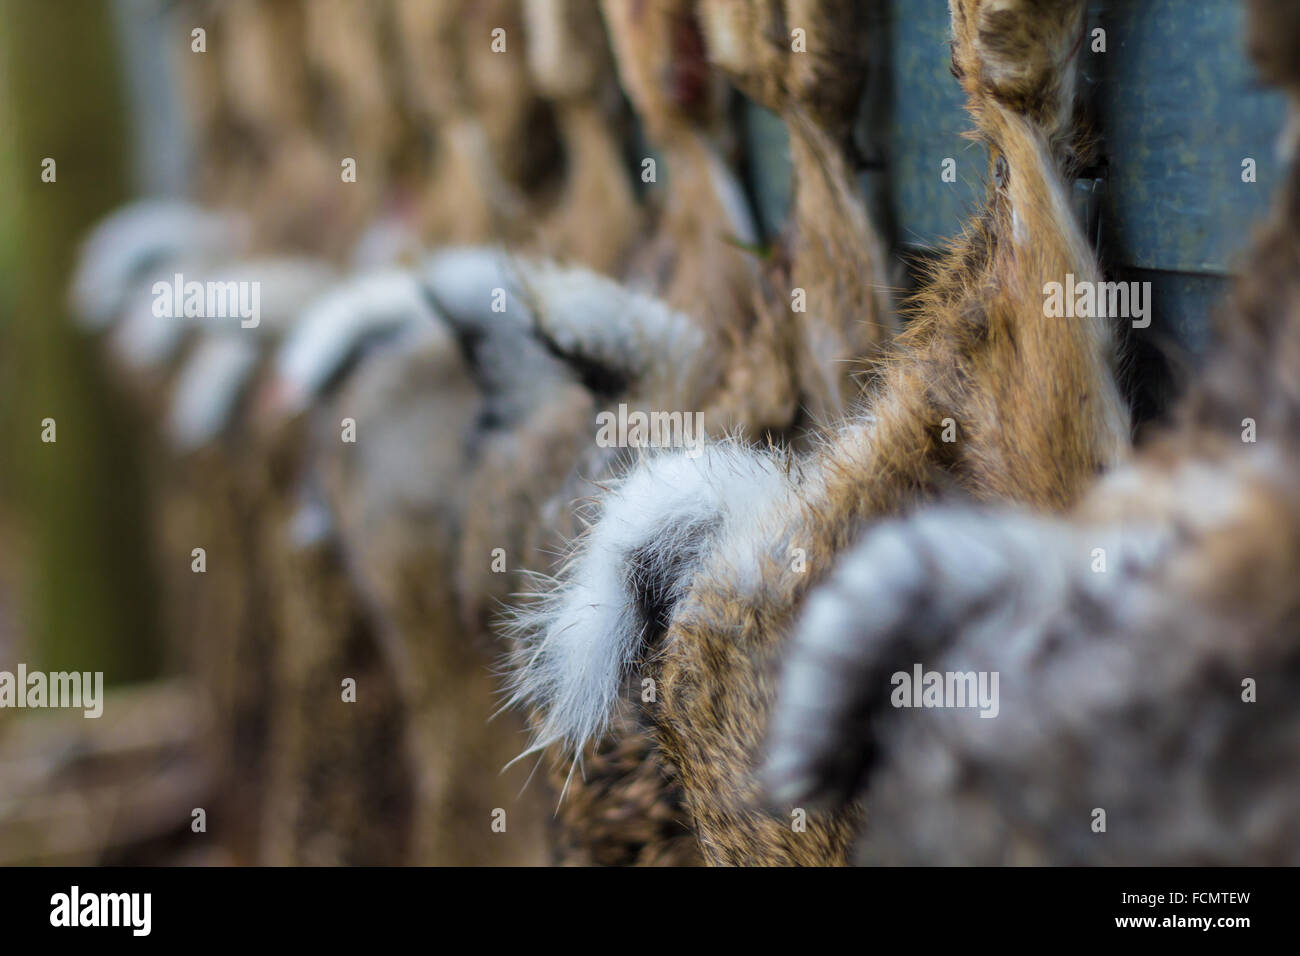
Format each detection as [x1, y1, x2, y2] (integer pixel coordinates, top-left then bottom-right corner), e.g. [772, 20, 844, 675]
[251, 0, 621, 864]
[68, 0, 420, 863]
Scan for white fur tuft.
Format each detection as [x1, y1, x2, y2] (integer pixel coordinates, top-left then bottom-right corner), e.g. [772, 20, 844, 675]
[165, 336, 261, 450]
[419, 247, 577, 423]
[423, 248, 712, 400]
[508, 442, 788, 758]
[762, 502, 1176, 805]
[108, 253, 210, 370]
[421, 246, 525, 323]
[518, 259, 710, 397]
[108, 256, 334, 371]
[70, 200, 245, 331]
[274, 269, 441, 412]
[161, 260, 336, 446]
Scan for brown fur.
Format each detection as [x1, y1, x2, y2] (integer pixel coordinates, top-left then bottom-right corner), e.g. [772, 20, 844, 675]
[82, 0, 368, 862]
[457, 0, 772, 641]
[575, 0, 1127, 864]
[246, 1, 629, 866]
[214, 0, 342, 254]
[299, 0, 410, 252]
[257, 458, 415, 865]
[551, 712, 702, 866]
[315, 336, 553, 865]
[769, 1, 1300, 863]
[395, 0, 561, 244]
[599, 0, 758, 332]
[451, 0, 761, 621]
[156, 443, 277, 863]
[108, 0, 426, 863]
[525, 0, 645, 274]
[700, 0, 896, 419]
[245, 3, 579, 866]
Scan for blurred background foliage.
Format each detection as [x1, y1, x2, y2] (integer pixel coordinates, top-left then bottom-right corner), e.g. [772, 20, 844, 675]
[0, 0, 162, 685]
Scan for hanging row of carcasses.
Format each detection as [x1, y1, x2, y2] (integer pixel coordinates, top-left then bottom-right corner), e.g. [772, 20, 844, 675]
[69, 0, 1300, 866]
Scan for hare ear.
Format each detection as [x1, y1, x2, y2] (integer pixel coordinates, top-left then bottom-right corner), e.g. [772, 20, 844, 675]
[71, 200, 244, 331]
[274, 269, 440, 414]
[419, 248, 576, 430]
[517, 260, 710, 403]
[507, 443, 789, 757]
[167, 336, 261, 451]
[763, 506, 1074, 809]
[422, 249, 710, 412]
